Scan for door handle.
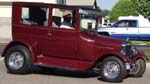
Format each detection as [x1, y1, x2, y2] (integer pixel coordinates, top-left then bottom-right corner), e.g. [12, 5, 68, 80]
[111, 32, 115, 34]
[48, 32, 52, 36]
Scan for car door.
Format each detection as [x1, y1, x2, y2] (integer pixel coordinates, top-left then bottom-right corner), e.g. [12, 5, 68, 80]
[127, 20, 139, 39]
[18, 5, 53, 57]
[43, 7, 80, 59]
[112, 20, 139, 39]
[110, 20, 130, 39]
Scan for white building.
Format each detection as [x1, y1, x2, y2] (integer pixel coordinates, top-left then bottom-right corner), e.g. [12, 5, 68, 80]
[0, 0, 57, 17]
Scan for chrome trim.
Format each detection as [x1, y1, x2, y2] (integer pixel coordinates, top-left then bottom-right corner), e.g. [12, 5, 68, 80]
[121, 39, 138, 57]
[126, 63, 131, 70]
[103, 61, 120, 79]
[8, 52, 24, 70]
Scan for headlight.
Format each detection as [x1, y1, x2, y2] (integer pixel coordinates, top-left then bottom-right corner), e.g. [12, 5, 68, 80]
[130, 46, 138, 55]
[120, 40, 138, 57]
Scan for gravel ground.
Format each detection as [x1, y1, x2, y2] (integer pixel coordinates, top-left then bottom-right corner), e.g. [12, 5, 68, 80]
[0, 58, 149, 84]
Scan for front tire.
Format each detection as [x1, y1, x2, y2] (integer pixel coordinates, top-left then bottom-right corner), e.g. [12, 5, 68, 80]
[5, 45, 32, 74]
[100, 56, 127, 82]
[132, 59, 146, 77]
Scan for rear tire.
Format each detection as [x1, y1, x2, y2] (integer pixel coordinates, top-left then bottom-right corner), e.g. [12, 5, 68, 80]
[132, 59, 146, 77]
[100, 56, 127, 82]
[5, 45, 32, 74]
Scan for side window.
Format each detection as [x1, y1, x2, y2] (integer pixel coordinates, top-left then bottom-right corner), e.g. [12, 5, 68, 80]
[117, 21, 128, 27]
[52, 8, 76, 29]
[128, 20, 137, 27]
[21, 6, 49, 26]
[87, 23, 92, 29]
[80, 15, 96, 30]
[57, 0, 66, 5]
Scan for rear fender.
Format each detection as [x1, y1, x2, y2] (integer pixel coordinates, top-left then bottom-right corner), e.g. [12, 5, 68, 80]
[2, 41, 38, 63]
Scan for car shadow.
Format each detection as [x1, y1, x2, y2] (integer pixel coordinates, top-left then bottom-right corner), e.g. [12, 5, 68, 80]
[0, 43, 7, 56]
[31, 66, 126, 83]
[31, 66, 99, 78]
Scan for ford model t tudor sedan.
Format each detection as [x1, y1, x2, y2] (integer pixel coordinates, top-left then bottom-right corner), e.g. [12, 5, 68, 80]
[2, 2, 147, 82]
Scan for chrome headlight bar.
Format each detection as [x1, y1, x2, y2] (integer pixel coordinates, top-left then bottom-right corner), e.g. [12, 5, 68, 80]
[120, 39, 138, 57]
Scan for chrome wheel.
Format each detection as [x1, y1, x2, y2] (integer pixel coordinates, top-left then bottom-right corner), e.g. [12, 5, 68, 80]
[103, 61, 120, 79]
[8, 52, 24, 70]
[132, 59, 146, 77]
[5, 45, 32, 74]
[100, 57, 126, 82]
[132, 59, 142, 74]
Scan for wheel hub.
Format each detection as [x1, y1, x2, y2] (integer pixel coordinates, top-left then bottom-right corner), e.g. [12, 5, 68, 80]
[8, 52, 24, 70]
[103, 61, 120, 79]
[131, 59, 143, 74]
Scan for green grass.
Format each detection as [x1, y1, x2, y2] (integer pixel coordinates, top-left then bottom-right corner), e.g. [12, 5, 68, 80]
[144, 52, 150, 62]
[130, 40, 150, 59]
[130, 40, 150, 45]
[144, 52, 150, 57]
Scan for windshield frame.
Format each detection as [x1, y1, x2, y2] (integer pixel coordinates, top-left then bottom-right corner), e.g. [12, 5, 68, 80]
[79, 9, 100, 32]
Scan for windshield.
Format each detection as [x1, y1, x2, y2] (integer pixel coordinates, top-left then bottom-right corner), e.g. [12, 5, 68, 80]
[79, 9, 99, 32]
[80, 15, 97, 31]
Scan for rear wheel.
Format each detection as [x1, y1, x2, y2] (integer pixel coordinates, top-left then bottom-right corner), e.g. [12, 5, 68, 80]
[5, 45, 32, 74]
[100, 56, 127, 82]
[132, 59, 146, 77]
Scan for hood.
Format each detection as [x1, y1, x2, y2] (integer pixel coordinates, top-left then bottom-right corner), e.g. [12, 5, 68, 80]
[80, 30, 124, 51]
[95, 34, 124, 50]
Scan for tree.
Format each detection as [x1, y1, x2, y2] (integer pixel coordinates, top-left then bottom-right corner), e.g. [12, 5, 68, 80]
[109, 0, 138, 22]
[132, 0, 150, 20]
[96, 6, 102, 11]
[96, 7, 110, 16]
[101, 9, 111, 16]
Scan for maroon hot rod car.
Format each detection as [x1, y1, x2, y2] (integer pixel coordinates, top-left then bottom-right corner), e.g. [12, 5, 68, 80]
[2, 2, 147, 82]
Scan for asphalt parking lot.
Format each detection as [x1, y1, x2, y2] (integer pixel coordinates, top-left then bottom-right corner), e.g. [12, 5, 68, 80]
[0, 43, 150, 84]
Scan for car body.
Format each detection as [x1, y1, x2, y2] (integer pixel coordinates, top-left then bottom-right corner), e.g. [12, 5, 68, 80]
[2, 2, 147, 82]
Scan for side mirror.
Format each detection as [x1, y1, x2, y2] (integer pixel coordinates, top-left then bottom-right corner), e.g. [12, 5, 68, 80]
[108, 24, 111, 27]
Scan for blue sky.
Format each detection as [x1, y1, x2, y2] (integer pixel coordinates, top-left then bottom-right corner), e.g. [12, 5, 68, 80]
[97, 0, 119, 10]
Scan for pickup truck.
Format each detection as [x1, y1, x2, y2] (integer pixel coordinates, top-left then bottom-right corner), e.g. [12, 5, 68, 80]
[98, 17, 150, 40]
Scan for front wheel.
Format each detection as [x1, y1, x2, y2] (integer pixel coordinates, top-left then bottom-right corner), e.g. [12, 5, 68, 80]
[5, 45, 32, 74]
[100, 56, 127, 82]
[132, 59, 146, 77]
